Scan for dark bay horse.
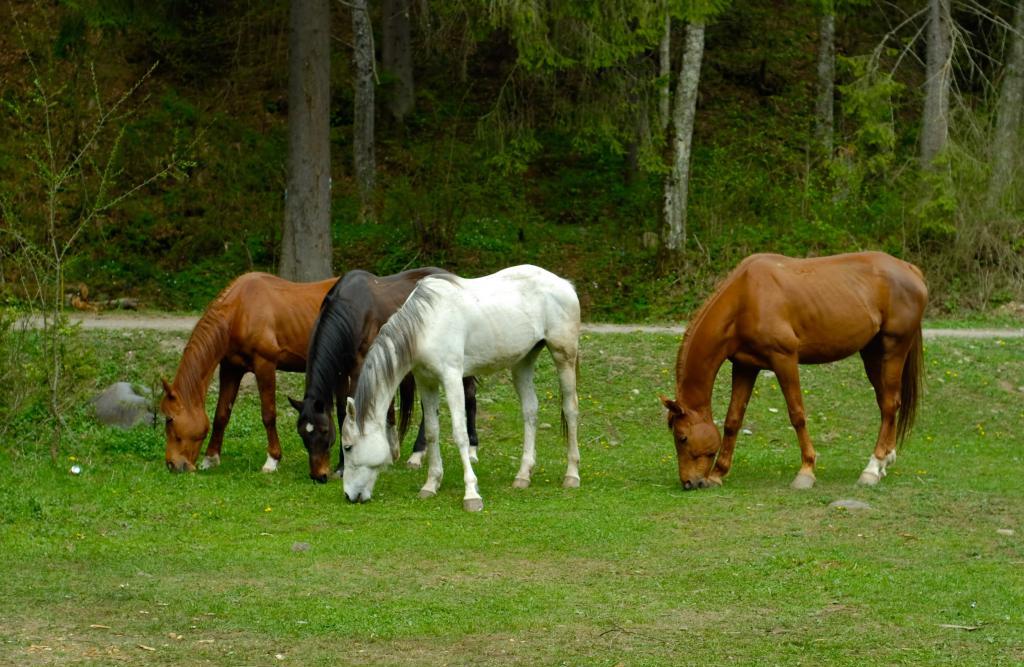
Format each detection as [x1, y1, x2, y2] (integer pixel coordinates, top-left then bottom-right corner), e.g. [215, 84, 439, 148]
[289, 268, 479, 483]
[161, 272, 336, 473]
[661, 252, 927, 490]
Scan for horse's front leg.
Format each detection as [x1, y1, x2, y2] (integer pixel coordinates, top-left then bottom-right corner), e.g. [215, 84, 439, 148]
[416, 385, 444, 499]
[253, 357, 281, 473]
[709, 362, 759, 486]
[203, 362, 244, 470]
[442, 373, 482, 512]
[769, 354, 817, 489]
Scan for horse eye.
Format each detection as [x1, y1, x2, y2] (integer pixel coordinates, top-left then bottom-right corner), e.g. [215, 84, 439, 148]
[343, 444, 353, 453]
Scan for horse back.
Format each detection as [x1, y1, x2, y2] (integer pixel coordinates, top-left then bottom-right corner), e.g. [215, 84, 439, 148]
[734, 253, 925, 362]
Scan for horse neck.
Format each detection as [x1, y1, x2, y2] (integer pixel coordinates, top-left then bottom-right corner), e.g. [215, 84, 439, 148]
[306, 297, 368, 404]
[173, 310, 231, 408]
[675, 294, 737, 414]
[355, 337, 411, 428]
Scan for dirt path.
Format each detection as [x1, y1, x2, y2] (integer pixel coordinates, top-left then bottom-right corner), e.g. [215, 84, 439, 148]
[23, 312, 1024, 339]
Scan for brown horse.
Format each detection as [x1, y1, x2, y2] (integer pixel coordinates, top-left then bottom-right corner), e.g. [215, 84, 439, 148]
[661, 251, 927, 490]
[161, 272, 336, 473]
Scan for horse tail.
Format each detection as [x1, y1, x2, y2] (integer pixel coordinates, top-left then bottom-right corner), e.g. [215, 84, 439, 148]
[398, 374, 415, 445]
[896, 326, 923, 445]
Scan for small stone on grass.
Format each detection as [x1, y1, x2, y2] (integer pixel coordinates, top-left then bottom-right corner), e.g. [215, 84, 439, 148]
[828, 499, 872, 511]
[291, 542, 311, 552]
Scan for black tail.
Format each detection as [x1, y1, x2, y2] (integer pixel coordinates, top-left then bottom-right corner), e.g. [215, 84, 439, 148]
[896, 327, 923, 445]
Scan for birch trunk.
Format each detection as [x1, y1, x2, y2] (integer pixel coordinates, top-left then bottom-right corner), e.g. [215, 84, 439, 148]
[988, 0, 1024, 205]
[814, 9, 835, 155]
[382, 0, 415, 122]
[352, 0, 377, 220]
[663, 21, 705, 252]
[921, 0, 952, 167]
[281, 0, 333, 281]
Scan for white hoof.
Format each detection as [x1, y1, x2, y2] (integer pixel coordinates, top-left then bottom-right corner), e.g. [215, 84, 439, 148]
[562, 475, 580, 489]
[463, 497, 484, 512]
[857, 471, 880, 486]
[199, 454, 220, 470]
[512, 477, 531, 489]
[790, 472, 816, 490]
[406, 451, 425, 469]
[469, 446, 479, 464]
[331, 468, 342, 480]
[261, 456, 279, 473]
[417, 488, 436, 499]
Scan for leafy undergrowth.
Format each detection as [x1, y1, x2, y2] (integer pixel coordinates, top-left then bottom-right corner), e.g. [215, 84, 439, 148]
[1, 331, 1022, 665]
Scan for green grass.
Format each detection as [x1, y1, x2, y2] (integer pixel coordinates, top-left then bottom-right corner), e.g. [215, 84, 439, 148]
[1, 330, 1023, 665]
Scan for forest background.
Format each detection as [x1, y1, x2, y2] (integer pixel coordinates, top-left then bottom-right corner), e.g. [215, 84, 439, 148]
[2, 0, 1023, 321]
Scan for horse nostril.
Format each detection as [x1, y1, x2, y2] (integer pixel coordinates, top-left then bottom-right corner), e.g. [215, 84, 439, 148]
[345, 493, 357, 504]
[312, 474, 328, 484]
[682, 479, 693, 490]
[697, 479, 707, 489]
[166, 461, 175, 473]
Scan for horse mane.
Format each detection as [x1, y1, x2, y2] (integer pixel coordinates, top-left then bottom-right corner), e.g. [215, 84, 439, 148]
[173, 285, 234, 404]
[674, 265, 744, 391]
[305, 272, 374, 403]
[354, 276, 455, 430]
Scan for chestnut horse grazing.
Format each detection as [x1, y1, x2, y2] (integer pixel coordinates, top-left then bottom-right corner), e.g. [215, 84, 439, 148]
[661, 252, 927, 490]
[288, 267, 479, 483]
[161, 272, 336, 473]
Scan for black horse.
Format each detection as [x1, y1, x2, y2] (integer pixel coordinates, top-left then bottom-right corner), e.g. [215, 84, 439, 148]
[289, 268, 478, 483]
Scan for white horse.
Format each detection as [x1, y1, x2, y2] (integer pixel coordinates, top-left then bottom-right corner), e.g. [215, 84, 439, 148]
[341, 264, 582, 512]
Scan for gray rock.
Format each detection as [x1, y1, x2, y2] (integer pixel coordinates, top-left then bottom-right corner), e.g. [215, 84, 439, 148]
[291, 542, 312, 552]
[91, 382, 156, 429]
[828, 499, 872, 511]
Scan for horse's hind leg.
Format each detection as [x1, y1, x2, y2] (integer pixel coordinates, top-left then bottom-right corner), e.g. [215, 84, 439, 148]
[511, 355, 542, 489]
[858, 337, 909, 485]
[203, 363, 244, 469]
[549, 344, 581, 489]
[769, 353, 816, 489]
[417, 385, 444, 499]
[253, 357, 282, 473]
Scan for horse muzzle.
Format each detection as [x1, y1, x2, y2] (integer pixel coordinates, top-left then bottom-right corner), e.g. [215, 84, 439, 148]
[166, 459, 196, 473]
[311, 473, 329, 484]
[681, 477, 711, 491]
[345, 492, 369, 504]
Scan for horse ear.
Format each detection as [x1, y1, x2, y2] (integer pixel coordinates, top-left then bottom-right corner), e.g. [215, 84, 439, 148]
[287, 396, 303, 412]
[660, 395, 682, 416]
[345, 397, 357, 421]
[161, 377, 175, 400]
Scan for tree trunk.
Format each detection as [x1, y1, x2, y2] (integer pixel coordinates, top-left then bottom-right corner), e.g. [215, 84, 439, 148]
[352, 0, 377, 221]
[659, 13, 671, 133]
[814, 8, 835, 156]
[281, 0, 333, 281]
[988, 0, 1024, 205]
[663, 21, 705, 252]
[382, 0, 415, 122]
[921, 0, 952, 167]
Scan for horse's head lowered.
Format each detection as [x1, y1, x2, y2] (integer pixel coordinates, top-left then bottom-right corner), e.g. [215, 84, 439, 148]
[161, 377, 209, 473]
[660, 396, 721, 490]
[340, 397, 395, 503]
[289, 396, 336, 483]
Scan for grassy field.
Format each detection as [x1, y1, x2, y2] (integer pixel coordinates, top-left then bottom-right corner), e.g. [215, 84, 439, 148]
[1, 328, 1023, 665]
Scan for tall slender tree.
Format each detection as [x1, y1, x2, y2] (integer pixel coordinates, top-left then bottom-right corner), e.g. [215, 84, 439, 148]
[988, 0, 1024, 205]
[281, 0, 332, 281]
[921, 0, 952, 167]
[382, 0, 415, 122]
[663, 19, 705, 253]
[352, 0, 376, 221]
[814, 0, 835, 155]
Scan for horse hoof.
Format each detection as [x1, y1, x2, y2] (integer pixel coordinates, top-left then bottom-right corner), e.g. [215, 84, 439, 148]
[512, 477, 530, 489]
[562, 475, 580, 489]
[406, 452, 424, 469]
[790, 473, 816, 490]
[199, 455, 220, 470]
[417, 489, 436, 499]
[469, 446, 479, 464]
[857, 471, 880, 486]
[463, 498, 484, 512]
